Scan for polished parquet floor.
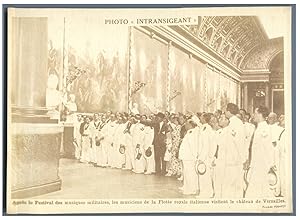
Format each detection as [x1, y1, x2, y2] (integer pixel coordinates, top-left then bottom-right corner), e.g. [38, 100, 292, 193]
[32, 158, 192, 199]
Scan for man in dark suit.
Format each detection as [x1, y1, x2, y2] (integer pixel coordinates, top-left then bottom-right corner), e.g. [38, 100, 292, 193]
[141, 112, 170, 175]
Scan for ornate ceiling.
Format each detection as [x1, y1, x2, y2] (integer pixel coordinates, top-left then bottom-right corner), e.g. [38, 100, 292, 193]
[240, 37, 283, 70]
[184, 16, 275, 70]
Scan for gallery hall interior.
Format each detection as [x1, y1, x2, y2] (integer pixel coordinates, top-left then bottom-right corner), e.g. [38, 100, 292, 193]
[9, 13, 286, 200]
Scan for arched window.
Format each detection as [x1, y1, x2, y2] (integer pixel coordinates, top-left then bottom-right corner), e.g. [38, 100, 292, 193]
[204, 27, 213, 44]
[236, 56, 243, 67]
[230, 50, 236, 61]
[221, 44, 229, 57]
[213, 36, 222, 51]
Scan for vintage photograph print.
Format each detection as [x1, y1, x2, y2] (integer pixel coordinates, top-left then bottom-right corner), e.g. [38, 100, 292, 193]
[5, 5, 294, 214]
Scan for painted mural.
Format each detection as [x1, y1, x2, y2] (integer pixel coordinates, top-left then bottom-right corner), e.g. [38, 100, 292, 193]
[131, 28, 168, 114]
[47, 17, 240, 114]
[66, 18, 129, 112]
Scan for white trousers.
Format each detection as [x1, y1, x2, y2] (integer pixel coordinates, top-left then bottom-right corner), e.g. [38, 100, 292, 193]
[80, 136, 91, 163]
[182, 160, 199, 195]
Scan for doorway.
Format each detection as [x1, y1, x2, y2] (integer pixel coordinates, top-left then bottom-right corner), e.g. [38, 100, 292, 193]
[272, 89, 284, 115]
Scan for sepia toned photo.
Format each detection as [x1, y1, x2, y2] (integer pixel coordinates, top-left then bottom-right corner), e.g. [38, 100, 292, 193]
[5, 5, 294, 214]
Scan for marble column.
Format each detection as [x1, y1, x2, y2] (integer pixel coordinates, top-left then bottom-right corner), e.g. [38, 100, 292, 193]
[243, 83, 248, 112]
[9, 17, 63, 198]
[10, 17, 53, 122]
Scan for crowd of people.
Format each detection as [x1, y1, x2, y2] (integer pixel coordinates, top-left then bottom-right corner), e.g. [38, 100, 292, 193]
[71, 103, 286, 199]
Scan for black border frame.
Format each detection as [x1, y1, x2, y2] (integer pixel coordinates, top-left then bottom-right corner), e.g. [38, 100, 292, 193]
[2, 4, 296, 216]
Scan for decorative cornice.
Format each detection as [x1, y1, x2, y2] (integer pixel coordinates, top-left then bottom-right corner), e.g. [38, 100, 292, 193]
[241, 72, 270, 82]
[136, 21, 283, 82]
[143, 25, 241, 81]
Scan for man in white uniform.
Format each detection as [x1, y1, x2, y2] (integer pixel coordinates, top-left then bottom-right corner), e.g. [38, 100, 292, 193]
[214, 114, 230, 198]
[92, 113, 102, 166]
[196, 113, 217, 198]
[178, 120, 199, 195]
[131, 115, 146, 173]
[80, 117, 93, 163]
[246, 106, 275, 198]
[112, 116, 126, 169]
[100, 114, 118, 167]
[122, 116, 135, 170]
[89, 113, 100, 165]
[277, 126, 286, 197]
[73, 114, 83, 160]
[222, 103, 248, 198]
[143, 115, 155, 174]
[267, 112, 285, 196]
[244, 113, 255, 150]
[97, 116, 109, 167]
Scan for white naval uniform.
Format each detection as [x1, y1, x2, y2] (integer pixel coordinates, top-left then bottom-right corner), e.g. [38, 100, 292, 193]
[197, 124, 218, 198]
[277, 129, 286, 196]
[112, 123, 126, 169]
[107, 121, 118, 167]
[131, 122, 146, 173]
[178, 128, 199, 195]
[80, 123, 93, 163]
[244, 122, 255, 150]
[214, 127, 228, 198]
[143, 126, 155, 174]
[89, 121, 100, 163]
[97, 122, 109, 167]
[123, 122, 134, 170]
[73, 120, 82, 160]
[92, 121, 102, 166]
[218, 115, 247, 198]
[100, 121, 118, 167]
[246, 121, 274, 198]
[269, 123, 285, 195]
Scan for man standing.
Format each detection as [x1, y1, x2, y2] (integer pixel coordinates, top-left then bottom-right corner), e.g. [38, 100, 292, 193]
[112, 116, 126, 169]
[277, 116, 286, 197]
[73, 114, 83, 160]
[214, 114, 230, 198]
[222, 103, 248, 198]
[244, 112, 255, 149]
[268, 112, 284, 147]
[123, 116, 135, 170]
[141, 112, 170, 175]
[100, 114, 118, 167]
[196, 113, 217, 198]
[80, 116, 93, 163]
[142, 115, 155, 175]
[267, 112, 285, 196]
[246, 106, 274, 198]
[178, 120, 199, 195]
[90, 113, 100, 165]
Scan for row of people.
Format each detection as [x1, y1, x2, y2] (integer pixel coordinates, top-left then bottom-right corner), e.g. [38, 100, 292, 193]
[178, 104, 286, 198]
[72, 104, 286, 199]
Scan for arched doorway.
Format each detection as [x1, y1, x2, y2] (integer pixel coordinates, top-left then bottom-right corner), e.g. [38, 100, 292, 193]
[269, 52, 284, 115]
